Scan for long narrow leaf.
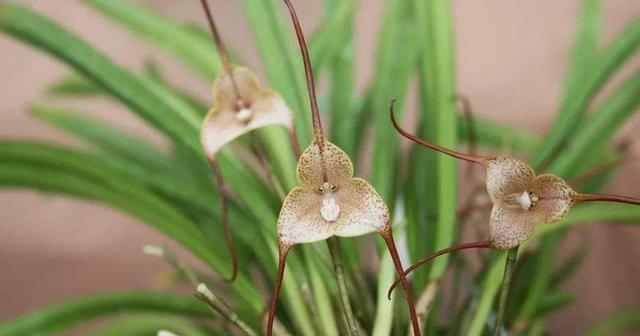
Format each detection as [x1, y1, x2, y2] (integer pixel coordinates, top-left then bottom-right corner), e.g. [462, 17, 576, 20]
[0, 292, 209, 336]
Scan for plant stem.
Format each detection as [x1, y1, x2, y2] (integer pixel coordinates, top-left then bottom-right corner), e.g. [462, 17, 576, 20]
[195, 284, 258, 336]
[493, 246, 519, 336]
[327, 237, 359, 336]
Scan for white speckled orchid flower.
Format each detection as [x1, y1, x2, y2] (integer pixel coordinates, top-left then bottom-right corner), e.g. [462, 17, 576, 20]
[267, 1, 422, 335]
[387, 102, 640, 296]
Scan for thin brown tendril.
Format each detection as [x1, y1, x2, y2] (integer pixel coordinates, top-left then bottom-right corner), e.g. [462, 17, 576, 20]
[283, 0, 329, 182]
[388, 240, 493, 299]
[267, 245, 291, 336]
[390, 99, 487, 165]
[200, 0, 243, 105]
[575, 193, 640, 206]
[282, 0, 323, 140]
[381, 229, 422, 336]
[210, 158, 238, 282]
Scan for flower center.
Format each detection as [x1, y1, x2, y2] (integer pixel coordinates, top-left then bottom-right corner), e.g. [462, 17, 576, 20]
[318, 182, 340, 222]
[320, 194, 340, 222]
[234, 99, 253, 124]
[518, 191, 539, 210]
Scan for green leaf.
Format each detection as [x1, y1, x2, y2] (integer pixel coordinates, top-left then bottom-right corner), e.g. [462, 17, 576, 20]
[0, 142, 263, 313]
[562, 0, 601, 108]
[424, 1, 458, 280]
[82, 0, 220, 80]
[458, 116, 540, 152]
[369, 0, 418, 204]
[0, 292, 209, 336]
[532, 17, 640, 169]
[308, 0, 357, 75]
[30, 105, 169, 170]
[549, 70, 640, 178]
[585, 307, 640, 336]
[45, 72, 102, 96]
[91, 313, 218, 336]
[0, 2, 202, 156]
[239, 0, 312, 143]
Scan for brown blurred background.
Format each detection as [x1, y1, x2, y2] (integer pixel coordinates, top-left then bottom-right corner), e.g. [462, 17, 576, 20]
[1, 1, 639, 335]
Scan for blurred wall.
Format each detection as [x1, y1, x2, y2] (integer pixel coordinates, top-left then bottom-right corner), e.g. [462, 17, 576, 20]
[0, 1, 639, 334]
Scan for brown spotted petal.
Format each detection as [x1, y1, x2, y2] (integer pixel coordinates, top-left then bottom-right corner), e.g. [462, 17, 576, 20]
[277, 187, 334, 246]
[489, 204, 535, 249]
[277, 178, 389, 246]
[296, 139, 354, 187]
[200, 66, 293, 157]
[484, 157, 535, 202]
[529, 174, 575, 223]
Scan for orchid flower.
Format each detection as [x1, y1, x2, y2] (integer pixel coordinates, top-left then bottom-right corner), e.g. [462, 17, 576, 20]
[388, 100, 640, 296]
[198, 0, 300, 282]
[267, 1, 422, 335]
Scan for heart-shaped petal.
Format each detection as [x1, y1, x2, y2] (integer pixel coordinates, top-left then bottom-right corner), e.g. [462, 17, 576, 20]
[484, 157, 535, 202]
[489, 204, 536, 249]
[296, 138, 354, 187]
[529, 174, 575, 223]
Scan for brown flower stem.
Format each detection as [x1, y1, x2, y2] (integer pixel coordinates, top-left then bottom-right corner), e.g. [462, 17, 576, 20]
[209, 158, 238, 282]
[388, 241, 493, 298]
[267, 245, 291, 336]
[407, 279, 439, 336]
[381, 230, 422, 336]
[492, 246, 519, 336]
[390, 100, 487, 165]
[575, 193, 640, 206]
[282, 0, 324, 140]
[195, 284, 259, 336]
[327, 237, 359, 336]
[200, 0, 242, 102]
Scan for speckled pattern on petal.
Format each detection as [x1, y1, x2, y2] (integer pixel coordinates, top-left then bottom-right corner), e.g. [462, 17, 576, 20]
[277, 186, 334, 246]
[278, 138, 389, 245]
[489, 205, 535, 249]
[484, 157, 535, 202]
[530, 174, 575, 223]
[333, 178, 390, 237]
[296, 139, 354, 187]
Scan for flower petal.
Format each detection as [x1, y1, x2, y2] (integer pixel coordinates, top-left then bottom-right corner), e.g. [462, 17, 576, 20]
[530, 174, 575, 223]
[277, 187, 334, 246]
[333, 178, 390, 237]
[212, 66, 262, 109]
[297, 139, 354, 187]
[201, 67, 293, 157]
[484, 157, 535, 202]
[489, 204, 535, 249]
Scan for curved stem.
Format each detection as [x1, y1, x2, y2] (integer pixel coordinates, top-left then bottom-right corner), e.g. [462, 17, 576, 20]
[390, 100, 487, 165]
[388, 241, 492, 298]
[200, 0, 242, 101]
[381, 229, 422, 336]
[209, 158, 238, 282]
[267, 245, 291, 336]
[492, 246, 519, 336]
[575, 193, 640, 206]
[327, 237, 359, 336]
[282, 0, 324, 140]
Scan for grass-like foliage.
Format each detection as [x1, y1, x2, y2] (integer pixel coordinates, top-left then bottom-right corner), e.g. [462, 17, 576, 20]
[1, 0, 639, 335]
